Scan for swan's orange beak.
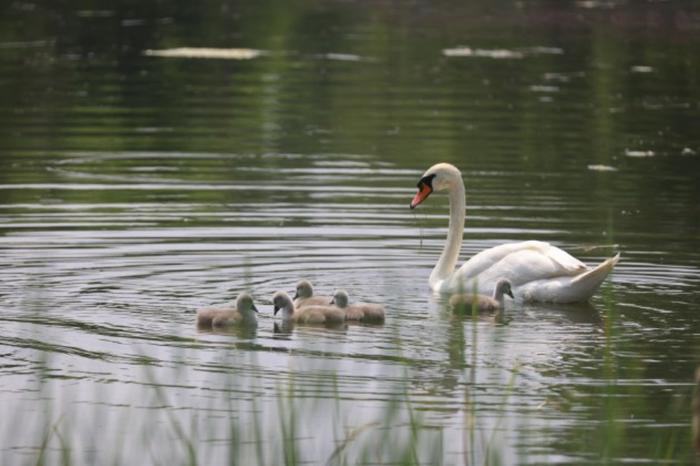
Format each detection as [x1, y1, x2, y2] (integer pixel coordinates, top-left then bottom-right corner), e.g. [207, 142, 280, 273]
[410, 183, 432, 209]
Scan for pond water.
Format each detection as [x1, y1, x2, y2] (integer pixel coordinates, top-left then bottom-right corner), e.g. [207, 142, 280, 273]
[1, 1, 699, 464]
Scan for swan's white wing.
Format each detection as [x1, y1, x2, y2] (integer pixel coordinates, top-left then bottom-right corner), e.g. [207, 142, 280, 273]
[443, 242, 618, 302]
[441, 241, 589, 294]
[454, 241, 586, 282]
[516, 253, 620, 302]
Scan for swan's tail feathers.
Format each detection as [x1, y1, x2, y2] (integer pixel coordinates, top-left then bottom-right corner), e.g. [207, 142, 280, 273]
[568, 252, 620, 302]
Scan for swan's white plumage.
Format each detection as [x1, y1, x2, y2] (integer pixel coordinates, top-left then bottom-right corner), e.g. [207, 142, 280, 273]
[444, 241, 586, 289]
[413, 163, 619, 303]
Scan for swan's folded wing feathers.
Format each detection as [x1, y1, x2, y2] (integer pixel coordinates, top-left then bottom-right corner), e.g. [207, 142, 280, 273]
[570, 252, 620, 284]
[514, 253, 619, 302]
[456, 242, 535, 279]
[455, 241, 585, 286]
[539, 242, 588, 274]
[474, 249, 566, 286]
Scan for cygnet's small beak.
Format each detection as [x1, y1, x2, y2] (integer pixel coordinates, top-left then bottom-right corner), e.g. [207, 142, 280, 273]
[506, 289, 514, 299]
[252, 304, 259, 313]
[273, 305, 280, 316]
[292, 291, 299, 300]
[330, 298, 335, 305]
[410, 183, 432, 209]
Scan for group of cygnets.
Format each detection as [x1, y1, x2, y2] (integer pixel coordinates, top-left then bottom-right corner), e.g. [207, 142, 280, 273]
[197, 277, 516, 329]
[197, 279, 386, 329]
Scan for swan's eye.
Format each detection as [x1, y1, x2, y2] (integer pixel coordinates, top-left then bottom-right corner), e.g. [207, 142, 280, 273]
[418, 174, 436, 189]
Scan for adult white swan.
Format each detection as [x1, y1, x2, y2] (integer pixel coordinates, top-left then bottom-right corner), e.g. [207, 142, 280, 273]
[410, 163, 620, 303]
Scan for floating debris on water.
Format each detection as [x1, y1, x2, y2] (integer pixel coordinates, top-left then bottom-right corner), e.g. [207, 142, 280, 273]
[143, 47, 264, 60]
[681, 147, 697, 156]
[576, 0, 618, 8]
[122, 18, 147, 27]
[315, 52, 365, 62]
[442, 47, 524, 59]
[443, 46, 565, 60]
[521, 46, 564, 55]
[0, 40, 53, 49]
[631, 65, 654, 73]
[587, 164, 618, 172]
[544, 71, 587, 82]
[76, 10, 115, 18]
[625, 149, 655, 158]
[530, 85, 559, 93]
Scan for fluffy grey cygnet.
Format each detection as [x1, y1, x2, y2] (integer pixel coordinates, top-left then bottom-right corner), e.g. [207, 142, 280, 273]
[293, 279, 332, 308]
[449, 279, 513, 312]
[331, 290, 385, 323]
[273, 291, 344, 325]
[197, 292, 258, 327]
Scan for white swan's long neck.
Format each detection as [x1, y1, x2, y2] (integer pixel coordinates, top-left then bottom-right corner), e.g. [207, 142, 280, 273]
[429, 179, 465, 289]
